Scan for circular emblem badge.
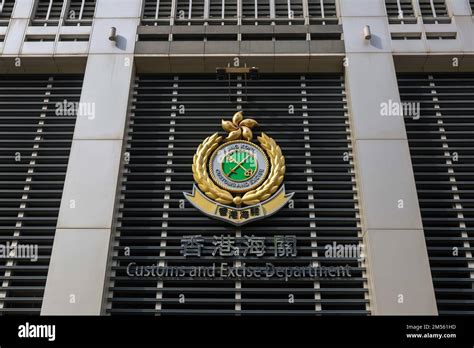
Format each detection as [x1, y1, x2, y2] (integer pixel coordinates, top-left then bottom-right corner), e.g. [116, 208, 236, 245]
[209, 140, 269, 193]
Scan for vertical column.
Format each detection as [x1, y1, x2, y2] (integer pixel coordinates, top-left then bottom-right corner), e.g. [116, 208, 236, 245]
[340, 0, 437, 315]
[447, 0, 474, 52]
[2, 0, 35, 56]
[41, 0, 142, 315]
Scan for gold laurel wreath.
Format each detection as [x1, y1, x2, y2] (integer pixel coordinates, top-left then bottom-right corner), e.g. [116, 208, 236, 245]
[241, 133, 285, 205]
[192, 133, 234, 205]
[192, 112, 286, 206]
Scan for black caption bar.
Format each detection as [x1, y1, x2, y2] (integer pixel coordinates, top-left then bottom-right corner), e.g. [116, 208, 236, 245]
[0, 316, 473, 346]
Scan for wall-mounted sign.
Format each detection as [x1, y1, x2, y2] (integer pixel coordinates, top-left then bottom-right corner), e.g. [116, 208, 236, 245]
[184, 112, 293, 225]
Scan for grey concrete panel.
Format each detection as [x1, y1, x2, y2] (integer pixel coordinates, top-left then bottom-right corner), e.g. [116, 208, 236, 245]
[172, 26, 206, 34]
[170, 56, 205, 72]
[309, 24, 343, 34]
[135, 41, 171, 54]
[57, 140, 123, 229]
[345, 53, 407, 140]
[240, 25, 274, 34]
[2, 19, 28, 55]
[364, 229, 437, 315]
[454, 16, 474, 52]
[240, 41, 274, 54]
[309, 40, 345, 53]
[447, 0, 472, 16]
[135, 56, 171, 73]
[89, 18, 139, 54]
[391, 39, 427, 54]
[73, 54, 134, 139]
[138, 26, 171, 36]
[95, 0, 142, 18]
[339, 0, 386, 17]
[274, 56, 309, 72]
[204, 41, 239, 54]
[21, 42, 57, 55]
[12, 0, 35, 19]
[237, 56, 275, 72]
[273, 25, 308, 34]
[393, 54, 428, 72]
[206, 26, 239, 35]
[170, 41, 205, 55]
[274, 40, 310, 54]
[355, 139, 423, 230]
[308, 55, 345, 72]
[342, 17, 392, 53]
[41, 229, 112, 315]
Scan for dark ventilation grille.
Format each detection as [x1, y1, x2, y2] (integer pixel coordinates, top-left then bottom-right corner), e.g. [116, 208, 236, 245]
[385, 0, 416, 24]
[242, 0, 270, 20]
[0, 75, 82, 314]
[0, 0, 15, 26]
[175, 0, 205, 24]
[419, 0, 450, 24]
[209, 0, 237, 20]
[107, 74, 369, 315]
[142, 0, 173, 25]
[64, 0, 96, 26]
[470, 0, 474, 14]
[32, 0, 64, 26]
[400, 73, 474, 315]
[275, 0, 304, 23]
[33, 0, 96, 26]
[307, 0, 338, 24]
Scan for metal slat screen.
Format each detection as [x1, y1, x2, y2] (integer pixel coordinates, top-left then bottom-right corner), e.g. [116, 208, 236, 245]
[418, 0, 450, 24]
[0, 74, 82, 314]
[107, 74, 369, 315]
[385, 0, 416, 24]
[400, 73, 474, 315]
[0, 0, 15, 26]
[33, 0, 96, 26]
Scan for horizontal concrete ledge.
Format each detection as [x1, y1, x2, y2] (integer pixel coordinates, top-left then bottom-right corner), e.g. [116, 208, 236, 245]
[394, 54, 474, 72]
[137, 24, 343, 36]
[0, 56, 86, 73]
[136, 40, 345, 55]
[135, 55, 345, 73]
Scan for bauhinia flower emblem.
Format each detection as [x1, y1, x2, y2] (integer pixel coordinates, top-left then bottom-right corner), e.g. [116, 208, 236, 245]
[221, 111, 259, 142]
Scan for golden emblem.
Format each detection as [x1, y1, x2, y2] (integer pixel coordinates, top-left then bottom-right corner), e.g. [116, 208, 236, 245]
[184, 111, 293, 226]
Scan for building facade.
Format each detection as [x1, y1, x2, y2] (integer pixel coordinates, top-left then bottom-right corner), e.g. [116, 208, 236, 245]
[0, 0, 473, 316]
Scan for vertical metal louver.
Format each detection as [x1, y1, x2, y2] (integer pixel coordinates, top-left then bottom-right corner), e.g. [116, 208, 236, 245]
[209, 0, 238, 20]
[0, 75, 82, 314]
[33, 0, 64, 25]
[400, 73, 474, 315]
[64, 0, 96, 26]
[385, 0, 416, 24]
[107, 74, 369, 315]
[274, 0, 304, 22]
[0, 0, 15, 26]
[175, 0, 205, 23]
[418, 0, 450, 24]
[33, 0, 96, 26]
[142, 0, 173, 25]
[242, 0, 271, 20]
[307, 0, 338, 24]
